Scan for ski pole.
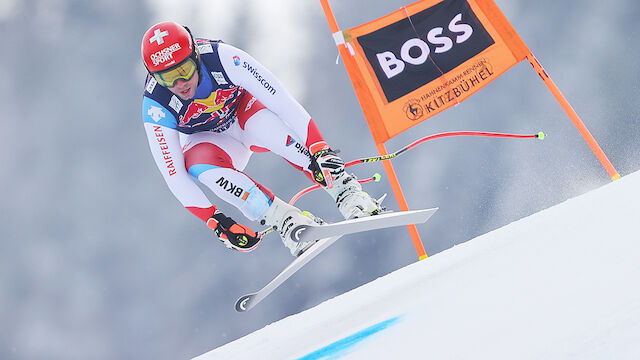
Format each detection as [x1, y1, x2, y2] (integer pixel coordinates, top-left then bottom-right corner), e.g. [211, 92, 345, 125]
[257, 227, 276, 239]
[288, 173, 382, 206]
[288, 130, 544, 205]
[345, 130, 544, 167]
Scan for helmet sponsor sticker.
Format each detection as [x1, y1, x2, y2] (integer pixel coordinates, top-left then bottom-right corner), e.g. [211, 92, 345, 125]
[150, 43, 182, 67]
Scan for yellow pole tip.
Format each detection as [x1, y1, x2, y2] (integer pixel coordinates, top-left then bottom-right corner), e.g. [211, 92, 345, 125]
[612, 173, 621, 181]
[418, 254, 428, 261]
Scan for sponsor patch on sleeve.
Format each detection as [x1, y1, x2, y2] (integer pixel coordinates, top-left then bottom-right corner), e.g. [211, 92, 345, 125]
[142, 97, 177, 129]
[146, 77, 158, 94]
[169, 95, 184, 113]
[198, 43, 214, 54]
[212, 71, 228, 85]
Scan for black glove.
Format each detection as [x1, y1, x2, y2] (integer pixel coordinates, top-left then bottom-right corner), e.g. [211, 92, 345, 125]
[308, 148, 343, 187]
[207, 211, 261, 252]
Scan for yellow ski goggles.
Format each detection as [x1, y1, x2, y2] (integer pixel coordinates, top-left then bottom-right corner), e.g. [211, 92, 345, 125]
[152, 57, 198, 88]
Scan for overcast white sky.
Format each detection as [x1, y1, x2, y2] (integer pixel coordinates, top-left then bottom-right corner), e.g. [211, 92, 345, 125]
[146, 0, 317, 98]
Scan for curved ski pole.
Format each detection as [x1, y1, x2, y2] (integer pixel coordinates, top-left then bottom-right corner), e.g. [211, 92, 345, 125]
[346, 131, 544, 167]
[288, 130, 544, 205]
[288, 173, 381, 206]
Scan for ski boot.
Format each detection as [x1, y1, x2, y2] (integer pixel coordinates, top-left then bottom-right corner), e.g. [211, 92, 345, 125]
[328, 172, 385, 219]
[309, 143, 385, 219]
[261, 197, 324, 256]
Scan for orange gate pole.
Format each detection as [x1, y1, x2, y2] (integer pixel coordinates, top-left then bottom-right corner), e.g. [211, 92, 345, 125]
[376, 142, 428, 260]
[319, 0, 428, 259]
[526, 54, 620, 180]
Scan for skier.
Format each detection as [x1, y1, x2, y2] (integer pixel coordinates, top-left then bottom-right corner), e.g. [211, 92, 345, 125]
[141, 21, 383, 256]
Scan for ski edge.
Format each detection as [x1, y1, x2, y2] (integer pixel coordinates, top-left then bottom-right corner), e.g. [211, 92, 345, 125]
[234, 234, 343, 312]
[235, 207, 439, 312]
[291, 207, 438, 244]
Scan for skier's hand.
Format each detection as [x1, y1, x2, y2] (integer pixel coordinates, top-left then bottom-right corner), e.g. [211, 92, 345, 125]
[207, 211, 261, 252]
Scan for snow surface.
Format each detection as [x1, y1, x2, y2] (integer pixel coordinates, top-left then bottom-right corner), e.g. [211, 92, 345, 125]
[195, 171, 640, 360]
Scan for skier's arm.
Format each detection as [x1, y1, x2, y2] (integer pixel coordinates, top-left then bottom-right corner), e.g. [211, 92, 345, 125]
[142, 97, 216, 222]
[142, 97, 261, 251]
[217, 43, 313, 141]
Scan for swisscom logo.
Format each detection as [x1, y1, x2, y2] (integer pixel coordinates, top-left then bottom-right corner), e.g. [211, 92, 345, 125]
[357, 0, 495, 102]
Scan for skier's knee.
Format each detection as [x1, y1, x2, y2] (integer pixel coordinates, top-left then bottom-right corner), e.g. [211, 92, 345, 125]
[239, 186, 272, 220]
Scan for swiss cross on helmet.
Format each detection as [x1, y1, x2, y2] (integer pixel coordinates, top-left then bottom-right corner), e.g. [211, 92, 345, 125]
[141, 21, 201, 86]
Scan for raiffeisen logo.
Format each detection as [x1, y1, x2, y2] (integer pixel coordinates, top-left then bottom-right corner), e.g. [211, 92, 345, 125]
[377, 14, 473, 79]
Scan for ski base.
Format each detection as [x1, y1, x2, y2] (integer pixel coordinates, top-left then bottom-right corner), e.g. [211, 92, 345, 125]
[290, 208, 438, 244]
[235, 234, 343, 312]
[234, 207, 438, 312]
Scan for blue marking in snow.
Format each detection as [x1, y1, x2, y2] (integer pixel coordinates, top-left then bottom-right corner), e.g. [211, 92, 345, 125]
[296, 316, 402, 360]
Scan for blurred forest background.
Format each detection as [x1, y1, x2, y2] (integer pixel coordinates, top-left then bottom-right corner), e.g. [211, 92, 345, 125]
[1, 0, 638, 358]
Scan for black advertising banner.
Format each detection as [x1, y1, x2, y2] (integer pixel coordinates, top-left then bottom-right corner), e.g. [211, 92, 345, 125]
[356, 0, 494, 102]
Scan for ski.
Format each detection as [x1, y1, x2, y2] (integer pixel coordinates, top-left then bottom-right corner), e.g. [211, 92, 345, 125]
[289, 207, 438, 244]
[234, 208, 438, 312]
[235, 234, 344, 312]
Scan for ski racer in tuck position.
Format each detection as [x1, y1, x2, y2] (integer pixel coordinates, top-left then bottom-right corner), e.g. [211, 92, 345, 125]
[140, 21, 384, 256]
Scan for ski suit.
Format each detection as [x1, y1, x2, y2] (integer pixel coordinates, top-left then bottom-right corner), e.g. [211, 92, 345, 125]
[142, 39, 326, 223]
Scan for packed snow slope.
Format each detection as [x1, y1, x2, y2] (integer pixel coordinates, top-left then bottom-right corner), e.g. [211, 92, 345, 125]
[196, 170, 640, 360]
